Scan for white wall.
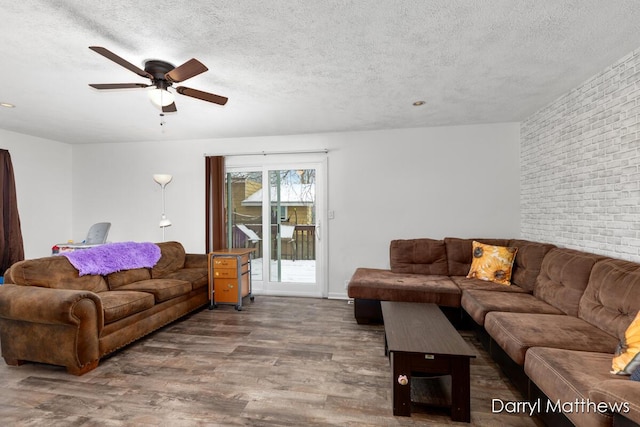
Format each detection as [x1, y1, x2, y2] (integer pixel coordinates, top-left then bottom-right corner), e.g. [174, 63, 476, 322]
[72, 122, 520, 298]
[0, 129, 72, 259]
[522, 47, 640, 261]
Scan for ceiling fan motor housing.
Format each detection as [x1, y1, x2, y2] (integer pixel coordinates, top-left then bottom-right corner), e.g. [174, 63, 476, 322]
[145, 60, 175, 89]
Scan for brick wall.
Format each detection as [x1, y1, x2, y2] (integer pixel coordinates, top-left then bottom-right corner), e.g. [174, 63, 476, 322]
[521, 48, 640, 261]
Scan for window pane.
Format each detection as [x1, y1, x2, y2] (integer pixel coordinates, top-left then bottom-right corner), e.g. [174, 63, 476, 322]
[268, 169, 316, 283]
[227, 171, 263, 282]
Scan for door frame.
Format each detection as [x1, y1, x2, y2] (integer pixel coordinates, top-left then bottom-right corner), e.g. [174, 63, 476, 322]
[225, 153, 328, 298]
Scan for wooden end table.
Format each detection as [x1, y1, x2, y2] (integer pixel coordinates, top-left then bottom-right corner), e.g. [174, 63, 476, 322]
[208, 248, 255, 311]
[381, 301, 477, 422]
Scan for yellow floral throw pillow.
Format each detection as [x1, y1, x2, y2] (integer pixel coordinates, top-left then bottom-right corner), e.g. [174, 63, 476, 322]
[466, 241, 518, 286]
[612, 311, 640, 375]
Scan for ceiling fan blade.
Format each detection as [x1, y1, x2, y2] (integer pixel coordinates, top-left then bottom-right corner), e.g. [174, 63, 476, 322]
[89, 46, 153, 79]
[165, 59, 208, 83]
[176, 86, 228, 105]
[162, 102, 177, 113]
[89, 83, 150, 90]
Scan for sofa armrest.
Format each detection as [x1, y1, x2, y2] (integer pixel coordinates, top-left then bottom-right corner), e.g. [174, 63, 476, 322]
[590, 379, 640, 425]
[184, 253, 207, 269]
[0, 284, 103, 328]
[0, 283, 104, 374]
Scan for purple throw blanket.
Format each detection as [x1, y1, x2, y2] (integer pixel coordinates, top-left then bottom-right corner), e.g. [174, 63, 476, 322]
[63, 242, 161, 276]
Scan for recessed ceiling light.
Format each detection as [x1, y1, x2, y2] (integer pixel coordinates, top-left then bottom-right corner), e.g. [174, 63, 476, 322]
[0, 102, 15, 108]
[412, 100, 425, 106]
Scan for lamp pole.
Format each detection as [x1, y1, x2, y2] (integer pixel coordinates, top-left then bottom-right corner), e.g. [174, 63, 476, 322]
[153, 174, 173, 241]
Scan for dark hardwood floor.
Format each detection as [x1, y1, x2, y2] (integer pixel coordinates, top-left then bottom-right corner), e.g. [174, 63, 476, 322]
[0, 297, 542, 426]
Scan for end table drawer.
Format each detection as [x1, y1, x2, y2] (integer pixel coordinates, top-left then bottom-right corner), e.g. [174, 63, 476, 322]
[213, 268, 236, 278]
[214, 279, 239, 303]
[213, 257, 237, 268]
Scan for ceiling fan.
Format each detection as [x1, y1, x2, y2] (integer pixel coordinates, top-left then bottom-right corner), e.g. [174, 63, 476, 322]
[88, 46, 228, 113]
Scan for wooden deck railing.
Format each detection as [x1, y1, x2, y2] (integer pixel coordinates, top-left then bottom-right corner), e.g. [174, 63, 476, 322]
[231, 224, 315, 260]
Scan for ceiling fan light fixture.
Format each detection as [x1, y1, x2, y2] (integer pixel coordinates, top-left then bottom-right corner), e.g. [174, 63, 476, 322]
[148, 88, 175, 107]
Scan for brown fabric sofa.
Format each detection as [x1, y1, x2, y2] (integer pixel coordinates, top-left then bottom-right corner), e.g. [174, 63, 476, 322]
[0, 241, 208, 375]
[347, 237, 640, 427]
[347, 237, 553, 324]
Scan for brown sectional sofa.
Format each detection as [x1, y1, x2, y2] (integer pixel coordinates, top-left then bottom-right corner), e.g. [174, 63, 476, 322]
[0, 241, 208, 375]
[347, 237, 640, 427]
[348, 238, 549, 324]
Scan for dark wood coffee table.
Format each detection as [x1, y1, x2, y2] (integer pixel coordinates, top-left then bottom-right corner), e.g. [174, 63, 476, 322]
[381, 301, 477, 422]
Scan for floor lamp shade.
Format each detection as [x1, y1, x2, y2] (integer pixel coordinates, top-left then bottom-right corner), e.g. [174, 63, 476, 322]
[159, 214, 171, 227]
[153, 174, 173, 187]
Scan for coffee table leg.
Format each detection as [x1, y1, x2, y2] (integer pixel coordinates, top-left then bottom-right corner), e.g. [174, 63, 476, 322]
[391, 352, 411, 416]
[450, 358, 471, 422]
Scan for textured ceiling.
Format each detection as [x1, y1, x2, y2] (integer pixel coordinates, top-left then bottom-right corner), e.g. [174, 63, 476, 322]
[1, 1, 640, 144]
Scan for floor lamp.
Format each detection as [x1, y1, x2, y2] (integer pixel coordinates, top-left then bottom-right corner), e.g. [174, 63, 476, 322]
[153, 174, 172, 241]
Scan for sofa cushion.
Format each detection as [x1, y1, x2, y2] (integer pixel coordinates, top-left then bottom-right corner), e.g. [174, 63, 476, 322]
[590, 379, 640, 425]
[466, 241, 517, 285]
[7, 256, 108, 292]
[525, 347, 619, 427]
[508, 239, 556, 292]
[485, 312, 619, 365]
[534, 248, 604, 316]
[347, 268, 461, 307]
[451, 276, 529, 293]
[579, 258, 640, 342]
[115, 279, 192, 303]
[162, 268, 208, 291]
[389, 238, 448, 275]
[98, 290, 155, 324]
[461, 289, 563, 326]
[106, 268, 151, 290]
[151, 241, 186, 278]
[612, 311, 640, 375]
[444, 238, 510, 276]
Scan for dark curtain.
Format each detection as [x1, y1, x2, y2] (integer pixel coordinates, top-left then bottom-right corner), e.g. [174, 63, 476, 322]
[205, 156, 226, 252]
[0, 150, 24, 273]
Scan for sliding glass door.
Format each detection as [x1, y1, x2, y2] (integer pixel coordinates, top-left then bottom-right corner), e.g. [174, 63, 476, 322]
[225, 155, 326, 297]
